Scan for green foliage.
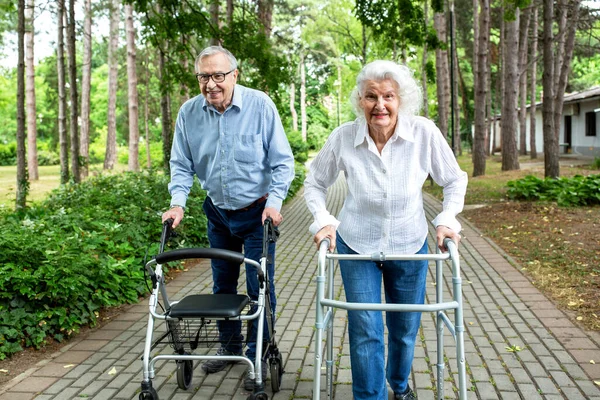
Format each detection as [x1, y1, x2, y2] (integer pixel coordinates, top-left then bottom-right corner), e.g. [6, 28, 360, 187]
[0, 171, 208, 360]
[287, 131, 309, 164]
[507, 174, 600, 206]
[0, 142, 16, 165]
[592, 157, 600, 170]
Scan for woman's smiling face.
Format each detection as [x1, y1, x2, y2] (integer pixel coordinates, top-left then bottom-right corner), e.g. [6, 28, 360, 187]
[359, 79, 400, 132]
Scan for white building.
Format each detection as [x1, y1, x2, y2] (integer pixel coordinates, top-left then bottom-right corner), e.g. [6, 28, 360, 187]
[490, 86, 600, 157]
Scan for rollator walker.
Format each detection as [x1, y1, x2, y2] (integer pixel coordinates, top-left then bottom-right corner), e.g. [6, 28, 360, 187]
[138, 218, 284, 400]
[313, 237, 468, 399]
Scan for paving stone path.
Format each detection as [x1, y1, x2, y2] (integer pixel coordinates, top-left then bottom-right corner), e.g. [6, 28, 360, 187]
[1, 176, 599, 400]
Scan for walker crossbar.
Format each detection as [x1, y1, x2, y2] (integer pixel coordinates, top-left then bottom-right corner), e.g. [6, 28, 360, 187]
[312, 237, 467, 400]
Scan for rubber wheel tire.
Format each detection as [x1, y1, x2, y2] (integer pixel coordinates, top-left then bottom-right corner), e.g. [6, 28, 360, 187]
[139, 387, 159, 400]
[176, 359, 194, 390]
[270, 359, 282, 393]
[249, 392, 268, 400]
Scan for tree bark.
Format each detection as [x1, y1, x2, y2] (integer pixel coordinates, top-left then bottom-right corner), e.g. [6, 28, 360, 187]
[80, 0, 92, 178]
[300, 52, 307, 142]
[25, 0, 38, 181]
[290, 82, 298, 131]
[17, 0, 28, 210]
[105, 0, 119, 170]
[529, 5, 538, 159]
[210, 0, 220, 45]
[125, 3, 139, 172]
[450, 4, 460, 155]
[144, 51, 151, 169]
[501, 8, 520, 171]
[159, 48, 173, 173]
[542, 0, 557, 178]
[57, 0, 68, 184]
[258, 0, 274, 39]
[227, 0, 234, 27]
[434, 11, 449, 138]
[518, 7, 531, 156]
[553, 0, 581, 151]
[421, 0, 429, 118]
[66, 0, 80, 182]
[473, 0, 489, 177]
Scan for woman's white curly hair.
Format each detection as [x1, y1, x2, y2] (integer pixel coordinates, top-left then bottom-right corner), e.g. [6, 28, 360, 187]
[350, 60, 423, 117]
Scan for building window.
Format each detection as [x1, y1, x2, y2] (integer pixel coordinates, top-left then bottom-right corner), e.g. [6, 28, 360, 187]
[585, 111, 597, 137]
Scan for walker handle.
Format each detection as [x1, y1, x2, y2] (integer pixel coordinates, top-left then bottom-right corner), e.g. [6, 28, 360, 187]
[155, 248, 246, 265]
[159, 218, 174, 254]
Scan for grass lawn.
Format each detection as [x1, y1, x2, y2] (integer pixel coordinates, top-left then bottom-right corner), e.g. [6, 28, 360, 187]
[0, 164, 128, 208]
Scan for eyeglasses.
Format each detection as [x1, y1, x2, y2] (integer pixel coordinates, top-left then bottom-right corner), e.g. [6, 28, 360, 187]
[195, 69, 235, 84]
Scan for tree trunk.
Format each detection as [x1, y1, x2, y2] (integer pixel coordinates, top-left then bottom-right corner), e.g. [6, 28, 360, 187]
[227, 0, 234, 27]
[57, 0, 68, 184]
[300, 52, 307, 142]
[361, 24, 367, 66]
[501, 8, 520, 171]
[105, 0, 119, 170]
[421, 0, 429, 118]
[434, 11, 449, 137]
[518, 7, 531, 156]
[553, 0, 581, 153]
[542, 0, 557, 178]
[80, 0, 92, 178]
[16, 0, 28, 210]
[66, 0, 80, 182]
[210, 0, 220, 45]
[145, 52, 151, 169]
[25, 0, 38, 181]
[473, 0, 489, 177]
[125, 3, 139, 172]
[258, 0, 274, 39]
[529, 5, 538, 159]
[290, 82, 298, 131]
[450, 3, 460, 155]
[159, 48, 173, 173]
[180, 36, 190, 104]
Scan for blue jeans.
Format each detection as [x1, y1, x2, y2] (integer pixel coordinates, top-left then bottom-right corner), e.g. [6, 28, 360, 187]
[337, 235, 428, 400]
[202, 197, 276, 361]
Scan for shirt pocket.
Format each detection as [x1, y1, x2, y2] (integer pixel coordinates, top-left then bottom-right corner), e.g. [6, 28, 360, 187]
[234, 134, 261, 163]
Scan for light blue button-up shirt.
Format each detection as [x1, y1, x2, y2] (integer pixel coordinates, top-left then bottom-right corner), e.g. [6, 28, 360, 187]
[168, 84, 295, 211]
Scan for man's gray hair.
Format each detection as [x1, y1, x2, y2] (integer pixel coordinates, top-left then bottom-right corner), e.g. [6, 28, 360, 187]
[195, 46, 238, 72]
[350, 60, 423, 117]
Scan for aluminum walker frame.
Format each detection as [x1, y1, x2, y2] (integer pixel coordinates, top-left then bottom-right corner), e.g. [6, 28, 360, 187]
[312, 237, 467, 399]
[138, 218, 283, 400]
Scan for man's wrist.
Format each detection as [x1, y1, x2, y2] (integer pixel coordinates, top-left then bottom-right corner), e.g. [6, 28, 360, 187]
[170, 204, 185, 211]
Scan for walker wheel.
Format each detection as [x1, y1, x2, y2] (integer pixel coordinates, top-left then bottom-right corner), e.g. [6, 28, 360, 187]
[139, 387, 159, 400]
[270, 355, 283, 392]
[176, 358, 194, 390]
[247, 392, 268, 400]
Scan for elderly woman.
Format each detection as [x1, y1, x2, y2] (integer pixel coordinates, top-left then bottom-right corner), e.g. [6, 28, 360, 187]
[304, 60, 468, 400]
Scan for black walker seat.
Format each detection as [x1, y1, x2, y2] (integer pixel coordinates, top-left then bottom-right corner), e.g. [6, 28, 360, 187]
[169, 294, 250, 319]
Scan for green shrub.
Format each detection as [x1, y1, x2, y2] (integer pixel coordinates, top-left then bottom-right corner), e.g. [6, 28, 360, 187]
[286, 162, 306, 203]
[507, 174, 600, 206]
[592, 157, 600, 170]
[287, 130, 309, 164]
[37, 149, 59, 166]
[0, 142, 16, 166]
[0, 171, 208, 359]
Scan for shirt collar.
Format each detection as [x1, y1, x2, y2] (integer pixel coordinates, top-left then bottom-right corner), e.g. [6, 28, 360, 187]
[353, 115, 415, 148]
[201, 84, 242, 112]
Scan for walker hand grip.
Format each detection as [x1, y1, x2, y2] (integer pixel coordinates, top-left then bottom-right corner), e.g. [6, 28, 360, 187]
[155, 248, 246, 265]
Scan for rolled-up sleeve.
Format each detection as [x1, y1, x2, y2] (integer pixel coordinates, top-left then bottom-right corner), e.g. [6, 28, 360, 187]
[304, 132, 342, 235]
[168, 110, 195, 209]
[264, 100, 295, 212]
[428, 128, 468, 233]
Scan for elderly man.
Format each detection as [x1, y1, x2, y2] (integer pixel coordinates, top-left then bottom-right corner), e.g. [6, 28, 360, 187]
[162, 46, 295, 390]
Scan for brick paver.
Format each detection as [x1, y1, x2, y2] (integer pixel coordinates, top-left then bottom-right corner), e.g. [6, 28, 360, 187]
[1, 177, 599, 399]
